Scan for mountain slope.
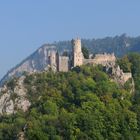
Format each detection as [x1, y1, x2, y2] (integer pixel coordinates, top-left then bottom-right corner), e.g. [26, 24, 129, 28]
[0, 44, 56, 86]
[1, 34, 140, 86]
[0, 64, 139, 140]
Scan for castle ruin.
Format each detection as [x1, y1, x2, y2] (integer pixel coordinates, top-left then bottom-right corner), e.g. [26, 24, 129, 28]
[47, 38, 132, 84]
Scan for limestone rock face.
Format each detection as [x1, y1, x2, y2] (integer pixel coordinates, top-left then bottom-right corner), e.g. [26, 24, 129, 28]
[5, 100, 14, 115]
[14, 76, 27, 96]
[105, 62, 132, 85]
[0, 93, 11, 114]
[0, 45, 56, 86]
[17, 131, 25, 140]
[0, 76, 31, 115]
[15, 98, 31, 112]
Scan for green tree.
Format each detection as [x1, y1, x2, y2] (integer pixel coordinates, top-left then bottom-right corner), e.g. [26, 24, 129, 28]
[117, 55, 132, 72]
[82, 46, 89, 59]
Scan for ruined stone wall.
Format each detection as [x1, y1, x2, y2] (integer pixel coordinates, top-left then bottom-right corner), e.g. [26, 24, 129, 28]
[58, 56, 69, 72]
[94, 53, 116, 63]
[93, 53, 116, 66]
[84, 53, 116, 66]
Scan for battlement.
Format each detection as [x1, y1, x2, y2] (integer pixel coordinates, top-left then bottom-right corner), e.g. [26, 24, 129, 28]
[94, 53, 116, 64]
[84, 53, 116, 66]
[95, 53, 115, 59]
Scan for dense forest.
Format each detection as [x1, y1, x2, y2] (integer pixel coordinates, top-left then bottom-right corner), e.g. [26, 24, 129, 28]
[55, 34, 140, 57]
[0, 53, 140, 140]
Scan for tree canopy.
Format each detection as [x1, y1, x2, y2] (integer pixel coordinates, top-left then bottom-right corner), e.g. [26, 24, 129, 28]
[0, 53, 140, 140]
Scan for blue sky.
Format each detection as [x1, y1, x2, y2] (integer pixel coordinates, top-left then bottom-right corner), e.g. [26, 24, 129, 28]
[0, 0, 140, 79]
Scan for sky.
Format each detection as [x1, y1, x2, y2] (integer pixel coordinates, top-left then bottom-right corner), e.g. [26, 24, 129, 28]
[0, 0, 140, 79]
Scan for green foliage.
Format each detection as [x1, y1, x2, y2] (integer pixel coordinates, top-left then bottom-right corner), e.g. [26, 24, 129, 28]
[82, 46, 89, 59]
[6, 78, 17, 90]
[1, 62, 140, 139]
[62, 51, 69, 56]
[117, 55, 132, 72]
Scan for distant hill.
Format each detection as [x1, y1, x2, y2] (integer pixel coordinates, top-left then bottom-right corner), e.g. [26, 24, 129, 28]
[56, 34, 140, 57]
[1, 34, 140, 85]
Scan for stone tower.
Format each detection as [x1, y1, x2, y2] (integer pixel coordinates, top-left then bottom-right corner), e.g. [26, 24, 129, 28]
[49, 50, 57, 71]
[72, 38, 83, 67]
[57, 56, 69, 72]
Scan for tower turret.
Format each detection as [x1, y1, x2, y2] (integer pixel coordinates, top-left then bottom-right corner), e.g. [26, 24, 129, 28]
[72, 38, 83, 67]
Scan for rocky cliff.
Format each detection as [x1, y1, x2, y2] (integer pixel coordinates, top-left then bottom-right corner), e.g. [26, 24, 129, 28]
[0, 76, 30, 114]
[0, 44, 56, 86]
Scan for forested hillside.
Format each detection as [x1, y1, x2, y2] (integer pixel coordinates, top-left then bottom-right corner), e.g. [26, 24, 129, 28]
[0, 53, 140, 140]
[55, 34, 140, 57]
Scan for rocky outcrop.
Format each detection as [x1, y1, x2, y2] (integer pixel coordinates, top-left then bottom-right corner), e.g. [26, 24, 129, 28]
[104, 62, 132, 85]
[0, 93, 12, 114]
[0, 45, 56, 86]
[111, 65, 132, 84]
[17, 132, 25, 140]
[84, 52, 132, 85]
[0, 76, 31, 115]
[15, 98, 30, 112]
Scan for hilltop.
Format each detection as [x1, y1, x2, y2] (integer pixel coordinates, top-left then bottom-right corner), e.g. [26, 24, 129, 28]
[1, 34, 140, 86]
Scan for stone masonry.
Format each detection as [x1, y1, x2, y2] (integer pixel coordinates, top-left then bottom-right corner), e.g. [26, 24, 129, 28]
[71, 38, 84, 67]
